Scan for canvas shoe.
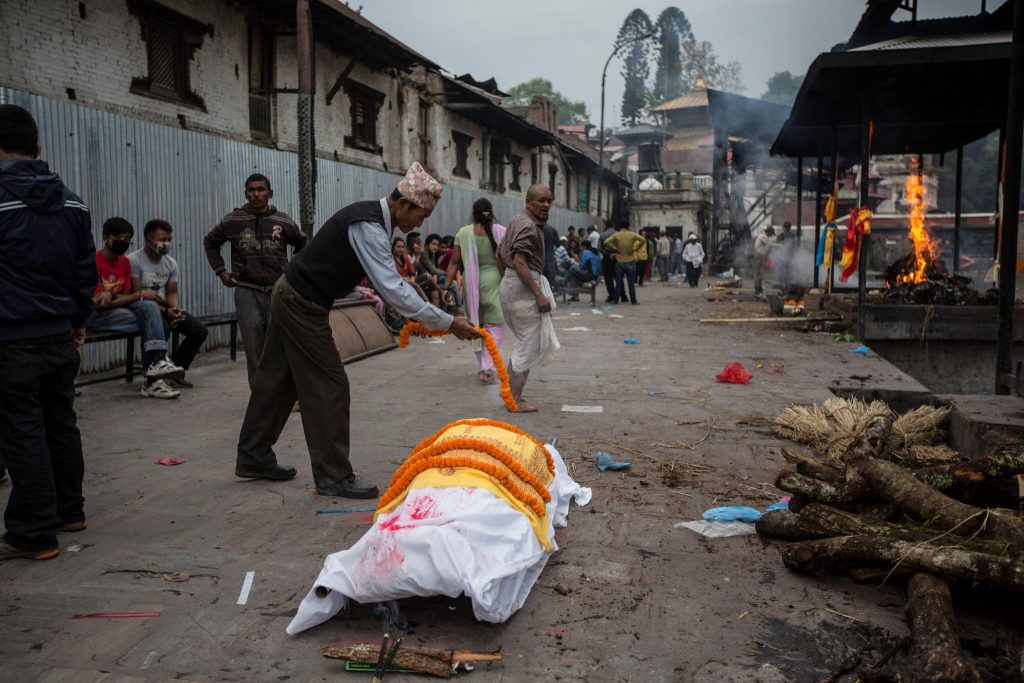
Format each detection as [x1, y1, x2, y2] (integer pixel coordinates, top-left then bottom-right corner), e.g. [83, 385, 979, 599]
[0, 540, 59, 561]
[145, 359, 185, 382]
[140, 379, 181, 399]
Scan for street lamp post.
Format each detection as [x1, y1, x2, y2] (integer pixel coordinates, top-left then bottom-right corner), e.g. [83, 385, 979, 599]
[598, 31, 654, 218]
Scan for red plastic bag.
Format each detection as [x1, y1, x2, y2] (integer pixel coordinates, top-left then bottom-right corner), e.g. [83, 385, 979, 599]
[155, 457, 185, 466]
[716, 362, 752, 384]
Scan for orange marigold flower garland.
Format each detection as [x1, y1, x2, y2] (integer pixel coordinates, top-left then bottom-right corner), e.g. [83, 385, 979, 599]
[398, 321, 518, 412]
[410, 418, 554, 475]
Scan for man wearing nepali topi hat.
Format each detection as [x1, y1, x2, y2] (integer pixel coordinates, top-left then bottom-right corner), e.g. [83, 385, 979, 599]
[234, 162, 481, 498]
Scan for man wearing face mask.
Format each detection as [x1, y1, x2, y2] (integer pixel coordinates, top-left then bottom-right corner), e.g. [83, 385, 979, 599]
[87, 217, 185, 398]
[128, 220, 209, 387]
[234, 162, 481, 498]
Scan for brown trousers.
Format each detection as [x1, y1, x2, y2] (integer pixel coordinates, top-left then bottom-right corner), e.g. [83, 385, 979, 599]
[235, 276, 353, 486]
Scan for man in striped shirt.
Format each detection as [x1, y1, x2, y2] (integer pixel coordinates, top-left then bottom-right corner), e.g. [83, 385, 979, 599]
[0, 105, 96, 561]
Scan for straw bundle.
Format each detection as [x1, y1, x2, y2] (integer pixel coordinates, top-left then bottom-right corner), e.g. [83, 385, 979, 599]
[774, 398, 956, 465]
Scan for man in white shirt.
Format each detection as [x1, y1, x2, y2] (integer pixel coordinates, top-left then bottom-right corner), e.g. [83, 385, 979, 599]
[656, 231, 672, 281]
[128, 219, 209, 390]
[753, 226, 776, 298]
[234, 163, 480, 499]
[681, 233, 706, 288]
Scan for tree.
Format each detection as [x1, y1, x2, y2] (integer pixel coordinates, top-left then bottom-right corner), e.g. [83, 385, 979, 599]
[617, 9, 654, 127]
[680, 39, 744, 94]
[933, 131, 1024, 214]
[652, 8, 694, 104]
[503, 78, 588, 125]
[761, 71, 802, 105]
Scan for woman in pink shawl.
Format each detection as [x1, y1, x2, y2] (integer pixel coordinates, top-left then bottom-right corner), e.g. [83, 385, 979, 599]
[444, 198, 507, 384]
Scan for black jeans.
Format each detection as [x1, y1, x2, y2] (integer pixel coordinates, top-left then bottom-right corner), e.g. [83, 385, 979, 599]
[567, 266, 597, 288]
[601, 255, 616, 299]
[164, 313, 209, 370]
[0, 336, 84, 551]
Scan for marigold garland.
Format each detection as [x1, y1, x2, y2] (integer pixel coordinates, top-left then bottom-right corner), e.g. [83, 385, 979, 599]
[398, 321, 518, 412]
[377, 455, 547, 518]
[380, 436, 552, 511]
[409, 418, 554, 476]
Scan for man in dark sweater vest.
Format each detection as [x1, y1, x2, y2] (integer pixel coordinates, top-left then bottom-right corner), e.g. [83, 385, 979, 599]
[234, 163, 480, 498]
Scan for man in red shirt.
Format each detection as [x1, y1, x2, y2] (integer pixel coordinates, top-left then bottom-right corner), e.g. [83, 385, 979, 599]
[86, 217, 184, 398]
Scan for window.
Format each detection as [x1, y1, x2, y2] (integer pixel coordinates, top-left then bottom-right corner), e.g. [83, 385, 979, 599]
[509, 155, 523, 191]
[488, 138, 509, 192]
[578, 174, 590, 212]
[548, 162, 559, 194]
[452, 131, 472, 179]
[344, 80, 385, 153]
[248, 23, 274, 139]
[128, 0, 210, 109]
[418, 100, 431, 168]
[531, 153, 539, 185]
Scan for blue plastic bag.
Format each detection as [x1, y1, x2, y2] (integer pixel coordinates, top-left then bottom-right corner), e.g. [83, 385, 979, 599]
[702, 506, 762, 523]
[624, 338, 640, 344]
[596, 451, 630, 471]
[848, 345, 870, 354]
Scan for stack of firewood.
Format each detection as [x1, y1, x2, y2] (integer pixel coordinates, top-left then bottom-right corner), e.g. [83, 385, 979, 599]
[761, 402, 1024, 682]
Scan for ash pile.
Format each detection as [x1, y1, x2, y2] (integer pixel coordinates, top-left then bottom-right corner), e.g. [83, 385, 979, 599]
[880, 254, 997, 306]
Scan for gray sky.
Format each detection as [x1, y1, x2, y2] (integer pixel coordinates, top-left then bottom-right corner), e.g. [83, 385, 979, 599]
[362, 1, 990, 128]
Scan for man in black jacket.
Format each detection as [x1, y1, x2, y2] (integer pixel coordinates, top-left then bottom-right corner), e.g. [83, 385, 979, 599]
[0, 105, 96, 561]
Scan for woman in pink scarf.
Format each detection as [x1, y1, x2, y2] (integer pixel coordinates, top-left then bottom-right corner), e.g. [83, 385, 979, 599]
[444, 199, 507, 384]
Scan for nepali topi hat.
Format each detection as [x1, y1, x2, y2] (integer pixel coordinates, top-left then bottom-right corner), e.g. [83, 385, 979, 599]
[396, 161, 442, 210]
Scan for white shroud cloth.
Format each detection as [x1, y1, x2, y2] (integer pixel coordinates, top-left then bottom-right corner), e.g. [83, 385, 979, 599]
[286, 445, 591, 634]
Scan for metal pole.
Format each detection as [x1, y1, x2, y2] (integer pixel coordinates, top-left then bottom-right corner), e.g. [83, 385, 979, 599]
[828, 127, 839, 294]
[597, 32, 652, 219]
[814, 155, 823, 288]
[858, 103, 872, 343]
[995, 0, 1024, 394]
[296, 0, 315, 239]
[796, 156, 803, 245]
[954, 143, 963, 274]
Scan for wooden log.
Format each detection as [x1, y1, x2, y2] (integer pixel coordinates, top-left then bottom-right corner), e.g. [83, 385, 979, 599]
[755, 509, 830, 540]
[861, 573, 982, 683]
[782, 447, 844, 484]
[776, 469, 870, 506]
[780, 535, 1024, 590]
[915, 451, 1024, 502]
[846, 456, 1024, 549]
[796, 504, 1009, 555]
[321, 643, 507, 678]
[322, 643, 452, 677]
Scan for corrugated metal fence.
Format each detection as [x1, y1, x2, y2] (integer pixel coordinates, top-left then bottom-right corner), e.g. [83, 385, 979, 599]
[0, 88, 594, 374]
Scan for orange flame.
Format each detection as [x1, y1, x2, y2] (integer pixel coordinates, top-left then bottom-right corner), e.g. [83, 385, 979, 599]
[898, 160, 937, 284]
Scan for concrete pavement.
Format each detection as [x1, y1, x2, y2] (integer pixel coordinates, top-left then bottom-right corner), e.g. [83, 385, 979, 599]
[2, 279, 1018, 682]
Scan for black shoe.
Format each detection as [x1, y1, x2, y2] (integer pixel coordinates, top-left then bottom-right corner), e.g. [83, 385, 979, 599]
[315, 475, 379, 499]
[171, 377, 194, 389]
[604, 297, 614, 303]
[235, 464, 297, 481]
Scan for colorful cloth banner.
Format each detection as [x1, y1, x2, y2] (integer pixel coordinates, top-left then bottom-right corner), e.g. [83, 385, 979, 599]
[839, 207, 873, 282]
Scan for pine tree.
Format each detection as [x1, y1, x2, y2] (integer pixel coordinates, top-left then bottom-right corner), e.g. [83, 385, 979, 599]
[617, 9, 653, 127]
[653, 8, 693, 103]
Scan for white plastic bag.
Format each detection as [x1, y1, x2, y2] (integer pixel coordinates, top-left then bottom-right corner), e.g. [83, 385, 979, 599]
[674, 520, 756, 538]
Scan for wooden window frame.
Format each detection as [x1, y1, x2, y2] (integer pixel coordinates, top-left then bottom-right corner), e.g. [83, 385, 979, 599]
[128, 0, 210, 111]
[248, 22, 275, 141]
[418, 100, 432, 169]
[509, 154, 523, 191]
[452, 131, 473, 179]
[344, 80, 385, 154]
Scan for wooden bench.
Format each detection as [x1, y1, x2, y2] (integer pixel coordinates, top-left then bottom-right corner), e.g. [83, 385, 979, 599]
[552, 274, 599, 306]
[77, 313, 237, 386]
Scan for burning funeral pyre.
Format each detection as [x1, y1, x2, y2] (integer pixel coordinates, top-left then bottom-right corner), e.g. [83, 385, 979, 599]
[881, 160, 997, 306]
